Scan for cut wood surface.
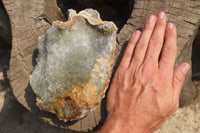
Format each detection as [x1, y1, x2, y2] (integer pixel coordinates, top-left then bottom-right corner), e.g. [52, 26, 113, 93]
[3, 0, 200, 132]
[3, 0, 104, 132]
[116, 0, 200, 107]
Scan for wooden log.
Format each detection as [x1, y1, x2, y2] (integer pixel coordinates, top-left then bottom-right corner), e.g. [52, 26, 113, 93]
[3, 0, 200, 132]
[117, 0, 200, 107]
[3, 0, 102, 132]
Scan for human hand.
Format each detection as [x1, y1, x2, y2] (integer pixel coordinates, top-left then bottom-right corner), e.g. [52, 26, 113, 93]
[100, 12, 190, 133]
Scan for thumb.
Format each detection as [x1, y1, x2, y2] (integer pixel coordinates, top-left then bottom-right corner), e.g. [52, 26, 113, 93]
[172, 63, 190, 100]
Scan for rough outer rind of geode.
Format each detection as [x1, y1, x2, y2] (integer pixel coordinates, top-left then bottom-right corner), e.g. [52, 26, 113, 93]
[30, 9, 117, 121]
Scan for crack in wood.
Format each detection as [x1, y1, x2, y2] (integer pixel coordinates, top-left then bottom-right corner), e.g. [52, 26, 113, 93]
[184, 20, 197, 26]
[127, 22, 137, 27]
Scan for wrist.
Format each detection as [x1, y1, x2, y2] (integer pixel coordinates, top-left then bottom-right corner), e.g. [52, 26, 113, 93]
[100, 114, 150, 133]
[100, 115, 125, 133]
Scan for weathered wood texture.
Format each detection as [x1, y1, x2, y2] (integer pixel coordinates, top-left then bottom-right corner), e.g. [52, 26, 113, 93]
[3, 0, 102, 132]
[117, 0, 200, 106]
[3, 0, 200, 132]
[3, 0, 49, 110]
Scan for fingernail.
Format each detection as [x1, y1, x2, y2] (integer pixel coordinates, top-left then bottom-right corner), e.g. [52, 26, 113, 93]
[134, 31, 140, 38]
[168, 23, 174, 29]
[158, 12, 165, 19]
[148, 15, 155, 23]
[182, 64, 190, 74]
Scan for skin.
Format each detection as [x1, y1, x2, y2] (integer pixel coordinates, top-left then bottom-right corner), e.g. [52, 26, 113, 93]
[100, 12, 190, 133]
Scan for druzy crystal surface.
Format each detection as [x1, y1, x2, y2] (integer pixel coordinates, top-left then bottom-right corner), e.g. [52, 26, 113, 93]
[30, 9, 117, 121]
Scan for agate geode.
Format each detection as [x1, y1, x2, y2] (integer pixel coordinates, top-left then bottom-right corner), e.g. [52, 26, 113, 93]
[30, 9, 117, 121]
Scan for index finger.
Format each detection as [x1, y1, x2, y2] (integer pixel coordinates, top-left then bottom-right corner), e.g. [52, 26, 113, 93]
[159, 23, 177, 73]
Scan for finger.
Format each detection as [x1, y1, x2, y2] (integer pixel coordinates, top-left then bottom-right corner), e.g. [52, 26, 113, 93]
[144, 12, 167, 64]
[119, 31, 141, 69]
[173, 63, 190, 101]
[130, 15, 157, 67]
[159, 22, 177, 73]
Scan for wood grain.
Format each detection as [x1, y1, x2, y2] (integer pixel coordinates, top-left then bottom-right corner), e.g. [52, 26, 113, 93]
[3, 0, 102, 132]
[117, 0, 200, 107]
[3, 0, 200, 132]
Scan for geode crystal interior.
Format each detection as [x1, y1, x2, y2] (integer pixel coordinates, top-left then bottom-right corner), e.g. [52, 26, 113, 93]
[30, 9, 117, 121]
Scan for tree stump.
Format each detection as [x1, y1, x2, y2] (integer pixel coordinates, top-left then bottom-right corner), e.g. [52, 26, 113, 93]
[116, 0, 200, 107]
[3, 0, 200, 132]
